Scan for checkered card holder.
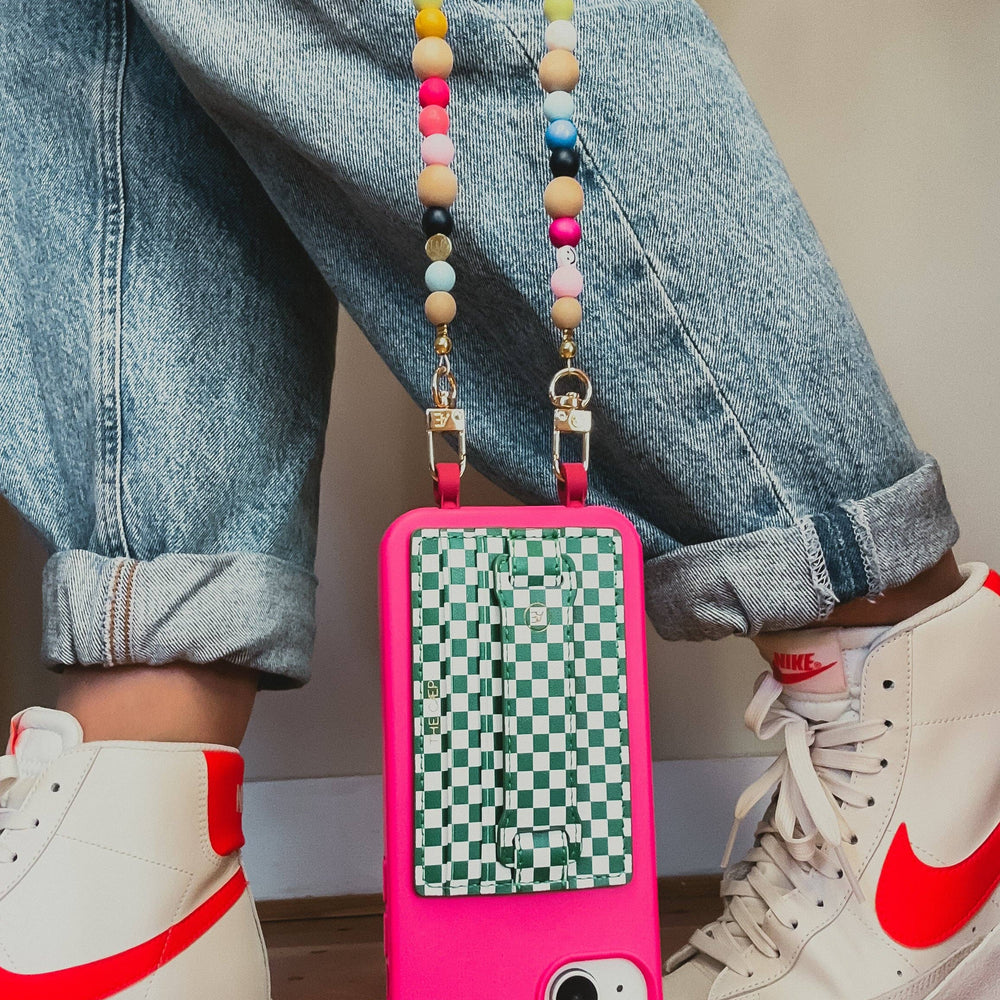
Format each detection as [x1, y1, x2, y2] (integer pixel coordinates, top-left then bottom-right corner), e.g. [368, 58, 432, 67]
[411, 525, 633, 896]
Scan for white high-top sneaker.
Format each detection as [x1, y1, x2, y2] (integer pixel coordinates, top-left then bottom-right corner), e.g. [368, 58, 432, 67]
[0, 706, 271, 999]
[663, 562, 1000, 1000]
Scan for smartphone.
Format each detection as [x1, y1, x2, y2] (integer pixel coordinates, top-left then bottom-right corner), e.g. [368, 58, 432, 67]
[380, 502, 662, 999]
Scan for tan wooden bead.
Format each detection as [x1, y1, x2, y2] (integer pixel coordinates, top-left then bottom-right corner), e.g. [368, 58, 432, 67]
[412, 37, 454, 80]
[425, 291, 457, 324]
[544, 176, 584, 218]
[417, 165, 458, 207]
[538, 49, 579, 92]
[551, 296, 582, 330]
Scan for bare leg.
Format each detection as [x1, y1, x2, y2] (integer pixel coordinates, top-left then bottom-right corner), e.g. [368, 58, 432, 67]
[817, 550, 963, 628]
[55, 662, 258, 746]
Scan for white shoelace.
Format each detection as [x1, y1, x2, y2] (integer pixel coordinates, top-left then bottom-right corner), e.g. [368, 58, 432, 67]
[684, 673, 889, 978]
[0, 754, 36, 863]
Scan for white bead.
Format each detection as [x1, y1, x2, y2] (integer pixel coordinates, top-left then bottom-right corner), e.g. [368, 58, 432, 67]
[545, 19, 577, 52]
[425, 260, 456, 292]
[543, 90, 575, 122]
[556, 245, 578, 266]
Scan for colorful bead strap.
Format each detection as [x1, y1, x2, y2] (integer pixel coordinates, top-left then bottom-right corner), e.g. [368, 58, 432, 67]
[411, 0, 592, 485]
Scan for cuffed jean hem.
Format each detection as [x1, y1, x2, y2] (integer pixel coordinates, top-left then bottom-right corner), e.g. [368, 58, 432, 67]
[643, 456, 960, 641]
[41, 550, 317, 689]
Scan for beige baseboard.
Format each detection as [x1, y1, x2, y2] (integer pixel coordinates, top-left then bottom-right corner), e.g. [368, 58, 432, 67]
[258, 892, 384, 922]
[242, 758, 770, 901]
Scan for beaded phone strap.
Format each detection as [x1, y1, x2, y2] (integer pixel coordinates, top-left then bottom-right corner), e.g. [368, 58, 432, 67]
[409, 0, 593, 505]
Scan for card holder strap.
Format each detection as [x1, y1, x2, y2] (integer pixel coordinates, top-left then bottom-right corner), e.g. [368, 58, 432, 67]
[492, 534, 583, 884]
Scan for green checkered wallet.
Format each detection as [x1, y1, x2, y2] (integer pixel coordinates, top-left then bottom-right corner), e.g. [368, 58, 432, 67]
[410, 524, 633, 896]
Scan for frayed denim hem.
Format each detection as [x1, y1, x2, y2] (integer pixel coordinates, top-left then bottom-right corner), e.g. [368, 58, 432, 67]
[644, 456, 959, 640]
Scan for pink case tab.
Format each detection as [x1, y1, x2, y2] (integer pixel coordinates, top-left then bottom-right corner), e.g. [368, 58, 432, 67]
[380, 504, 662, 999]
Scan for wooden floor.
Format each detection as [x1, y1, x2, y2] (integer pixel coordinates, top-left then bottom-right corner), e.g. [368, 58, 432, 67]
[260, 877, 720, 1000]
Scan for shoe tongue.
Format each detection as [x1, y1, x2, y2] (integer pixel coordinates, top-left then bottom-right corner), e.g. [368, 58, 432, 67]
[7, 708, 84, 780]
[753, 626, 889, 722]
[677, 625, 892, 977]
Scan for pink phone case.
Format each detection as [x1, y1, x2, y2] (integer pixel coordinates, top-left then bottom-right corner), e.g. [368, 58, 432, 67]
[380, 502, 662, 999]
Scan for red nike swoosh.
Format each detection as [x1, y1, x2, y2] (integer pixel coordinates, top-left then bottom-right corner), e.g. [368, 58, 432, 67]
[876, 822, 1000, 948]
[772, 660, 837, 684]
[0, 867, 247, 1000]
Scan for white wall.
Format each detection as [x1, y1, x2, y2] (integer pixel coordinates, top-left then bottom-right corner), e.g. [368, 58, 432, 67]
[1, 1, 998, 887]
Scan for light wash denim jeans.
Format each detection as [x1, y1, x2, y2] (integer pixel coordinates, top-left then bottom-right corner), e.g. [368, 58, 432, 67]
[0, 0, 958, 688]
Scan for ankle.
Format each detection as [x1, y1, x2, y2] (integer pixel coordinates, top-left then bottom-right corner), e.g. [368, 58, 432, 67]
[819, 550, 964, 628]
[55, 661, 258, 746]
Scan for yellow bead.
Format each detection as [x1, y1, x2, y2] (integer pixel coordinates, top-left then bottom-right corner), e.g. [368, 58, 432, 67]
[551, 297, 582, 330]
[425, 234, 452, 261]
[543, 0, 574, 21]
[539, 49, 579, 92]
[415, 8, 448, 38]
[544, 176, 584, 218]
[434, 334, 452, 354]
[425, 291, 457, 325]
[413, 0, 443, 8]
[559, 338, 577, 359]
[417, 165, 458, 207]
[412, 37, 454, 80]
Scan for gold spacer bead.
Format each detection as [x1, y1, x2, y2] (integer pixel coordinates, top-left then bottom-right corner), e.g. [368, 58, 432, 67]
[559, 338, 577, 359]
[425, 234, 453, 261]
[434, 334, 452, 355]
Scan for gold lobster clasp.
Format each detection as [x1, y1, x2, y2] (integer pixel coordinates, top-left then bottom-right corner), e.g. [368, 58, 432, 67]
[426, 362, 466, 479]
[549, 367, 593, 481]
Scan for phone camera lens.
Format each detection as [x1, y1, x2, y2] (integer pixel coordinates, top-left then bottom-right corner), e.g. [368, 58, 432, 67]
[555, 974, 599, 1000]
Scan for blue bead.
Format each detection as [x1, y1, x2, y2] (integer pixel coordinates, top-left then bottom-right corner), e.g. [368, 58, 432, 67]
[545, 119, 578, 150]
[425, 260, 456, 292]
[544, 90, 575, 121]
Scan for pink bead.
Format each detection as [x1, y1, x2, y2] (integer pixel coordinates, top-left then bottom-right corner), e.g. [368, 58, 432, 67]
[419, 77, 450, 108]
[549, 216, 582, 248]
[419, 105, 450, 137]
[421, 133, 455, 166]
[551, 265, 584, 298]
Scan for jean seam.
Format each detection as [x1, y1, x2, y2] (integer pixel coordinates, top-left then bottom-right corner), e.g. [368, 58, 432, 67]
[796, 516, 835, 620]
[843, 498, 884, 597]
[44, 550, 317, 685]
[105, 557, 127, 667]
[94, 0, 130, 558]
[590, 178, 798, 519]
[467, 0, 797, 523]
[121, 558, 139, 663]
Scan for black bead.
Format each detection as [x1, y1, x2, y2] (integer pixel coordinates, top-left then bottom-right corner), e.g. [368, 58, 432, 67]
[549, 147, 580, 178]
[422, 206, 453, 237]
